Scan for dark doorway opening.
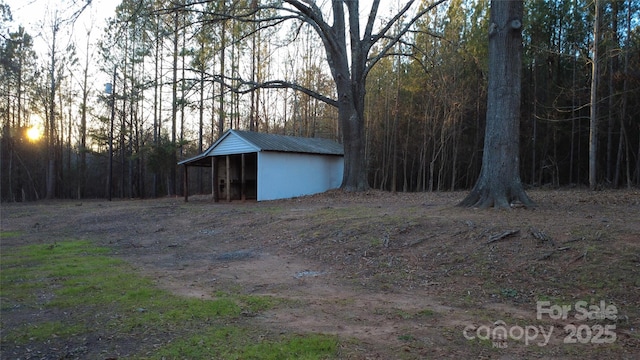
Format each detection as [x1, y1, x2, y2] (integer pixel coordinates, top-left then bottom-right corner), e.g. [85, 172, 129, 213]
[216, 153, 257, 201]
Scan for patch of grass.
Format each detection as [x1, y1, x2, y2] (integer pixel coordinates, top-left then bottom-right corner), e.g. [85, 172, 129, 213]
[239, 294, 281, 313]
[416, 308, 436, 317]
[397, 333, 415, 342]
[500, 288, 518, 299]
[7, 321, 87, 343]
[0, 230, 22, 238]
[393, 309, 413, 319]
[1, 240, 338, 359]
[395, 307, 438, 320]
[369, 237, 383, 247]
[150, 328, 337, 360]
[467, 336, 500, 350]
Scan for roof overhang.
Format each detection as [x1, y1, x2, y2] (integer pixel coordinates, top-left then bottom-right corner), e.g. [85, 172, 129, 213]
[178, 152, 213, 167]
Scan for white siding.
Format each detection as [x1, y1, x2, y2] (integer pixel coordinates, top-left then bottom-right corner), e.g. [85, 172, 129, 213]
[210, 133, 259, 156]
[257, 152, 343, 201]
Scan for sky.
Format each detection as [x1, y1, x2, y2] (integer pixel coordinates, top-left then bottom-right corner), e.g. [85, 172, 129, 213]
[5, 0, 117, 45]
[5, 0, 119, 74]
[5, 0, 117, 78]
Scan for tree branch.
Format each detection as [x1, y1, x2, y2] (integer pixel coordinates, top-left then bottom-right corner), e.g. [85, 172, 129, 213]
[365, 0, 449, 78]
[194, 70, 339, 108]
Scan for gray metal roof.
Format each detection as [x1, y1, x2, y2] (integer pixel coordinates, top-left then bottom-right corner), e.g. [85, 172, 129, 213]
[179, 130, 343, 166]
[231, 130, 344, 155]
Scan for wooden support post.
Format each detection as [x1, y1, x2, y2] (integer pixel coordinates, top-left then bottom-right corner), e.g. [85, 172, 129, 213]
[183, 165, 189, 202]
[241, 153, 246, 201]
[226, 155, 231, 202]
[212, 156, 218, 202]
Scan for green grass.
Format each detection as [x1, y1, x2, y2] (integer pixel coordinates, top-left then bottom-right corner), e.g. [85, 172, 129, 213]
[0, 239, 338, 359]
[151, 328, 337, 360]
[0, 230, 22, 238]
[397, 333, 416, 342]
[9, 321, 87, 343]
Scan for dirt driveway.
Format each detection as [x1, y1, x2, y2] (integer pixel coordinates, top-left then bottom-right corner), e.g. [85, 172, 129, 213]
[2, 189, 639, 358]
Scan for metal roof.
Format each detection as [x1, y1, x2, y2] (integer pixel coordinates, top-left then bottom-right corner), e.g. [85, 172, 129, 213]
[232, 130, 344, 155]
[179, 130, 343, 166]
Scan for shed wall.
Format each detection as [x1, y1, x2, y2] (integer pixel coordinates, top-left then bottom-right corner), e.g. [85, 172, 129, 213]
[257, 152, 343, 201]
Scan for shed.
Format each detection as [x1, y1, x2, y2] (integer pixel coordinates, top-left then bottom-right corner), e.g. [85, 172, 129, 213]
[179, 130, 344, 201]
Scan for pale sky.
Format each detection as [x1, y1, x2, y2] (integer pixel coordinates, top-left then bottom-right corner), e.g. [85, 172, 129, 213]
[5, 0, 117, 40]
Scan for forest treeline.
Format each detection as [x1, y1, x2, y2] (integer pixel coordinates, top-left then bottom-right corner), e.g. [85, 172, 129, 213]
[1, 0, 639, 201]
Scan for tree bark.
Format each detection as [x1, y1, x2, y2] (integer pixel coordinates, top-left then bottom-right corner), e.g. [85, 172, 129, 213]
[459, 0, 533, 209]
[339, 101, 369, 191]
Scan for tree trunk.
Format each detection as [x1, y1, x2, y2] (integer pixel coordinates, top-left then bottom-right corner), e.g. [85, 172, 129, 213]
[338, 0, 369, 191]
[570, 54, 576, 184]
[339, 100, 369, 191]
[450, 119, 459, 191]
[107, 68, 116, 201]
[459, 0, 533, 209]
[180, 16, 187, 195]
[218, 19, 226, 137]
[79, 31, 91, 199]
[152, 12, 160, 198]
[531, 59, 537, 185]
[589, 0, 600, 190]
[45, 22, 58, 200]
[391, 59, 400, 193]
[198, 54, 205, 194]
[170, 10, 179, 196]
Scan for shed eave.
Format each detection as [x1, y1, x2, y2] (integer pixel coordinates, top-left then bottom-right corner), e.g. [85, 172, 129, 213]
[178, 153, 211, 166]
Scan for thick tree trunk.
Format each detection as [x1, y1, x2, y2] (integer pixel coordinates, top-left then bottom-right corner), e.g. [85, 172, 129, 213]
[459, 0, 533, 209]
[326, 0, 369, 192]
[340, 101, 369, 191]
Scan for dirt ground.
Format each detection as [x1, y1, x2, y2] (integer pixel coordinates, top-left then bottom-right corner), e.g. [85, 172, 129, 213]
[1, 189, 639, 359]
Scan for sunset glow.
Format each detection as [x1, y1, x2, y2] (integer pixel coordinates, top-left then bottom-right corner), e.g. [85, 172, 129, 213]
[26, 126, 42, 142]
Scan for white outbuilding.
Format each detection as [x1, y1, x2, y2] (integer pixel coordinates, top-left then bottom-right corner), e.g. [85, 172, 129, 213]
[179, 130, 344, 201]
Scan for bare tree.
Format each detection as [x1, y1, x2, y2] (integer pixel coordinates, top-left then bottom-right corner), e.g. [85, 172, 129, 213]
[287, 0, 450, 190]
[459, 0, 534, 209]
[192, 0, 448, 191]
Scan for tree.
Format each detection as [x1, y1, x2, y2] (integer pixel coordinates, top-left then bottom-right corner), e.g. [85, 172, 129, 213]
[284, 0, 447, 190]
[1, 20, 41, 201]
[78, 26, 93, 199]
[459, 0, 534, 209]
[170, 4, 179, 196]
[194, 0, 447, 191]
[589, 0, 600, 190]
[44, 15, 60, 199]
